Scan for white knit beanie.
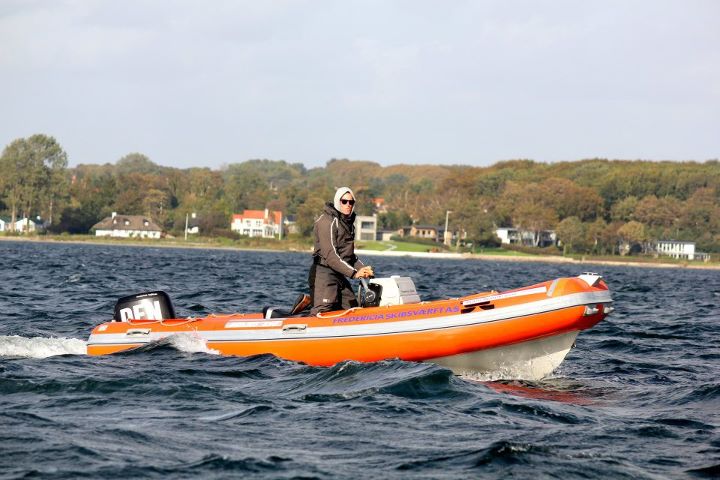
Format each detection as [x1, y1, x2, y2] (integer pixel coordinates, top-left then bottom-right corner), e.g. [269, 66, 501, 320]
[333, 187, 355, 213]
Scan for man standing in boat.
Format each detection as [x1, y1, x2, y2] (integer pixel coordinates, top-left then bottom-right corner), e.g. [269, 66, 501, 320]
[309, 187, 374, 315]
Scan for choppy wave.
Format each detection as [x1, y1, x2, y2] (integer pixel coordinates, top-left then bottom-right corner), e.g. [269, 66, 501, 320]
[1, 242, 718, 479]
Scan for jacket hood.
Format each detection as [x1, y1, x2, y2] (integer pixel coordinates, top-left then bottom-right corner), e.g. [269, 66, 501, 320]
[333, 187, 355, 213]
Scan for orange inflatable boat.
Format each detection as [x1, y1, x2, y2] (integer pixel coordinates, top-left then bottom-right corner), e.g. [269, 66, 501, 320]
[87, 273, 613, 380]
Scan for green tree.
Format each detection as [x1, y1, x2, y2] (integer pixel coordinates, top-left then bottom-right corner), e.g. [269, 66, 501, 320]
[223, 165, 272, 211]
[0, 134, 68, 230]
[143, 188, 170, 228]
[295, 195, 327, 236]
[56, 165, 118, 233]
[378, 211, 412, 230]
[611, 196, 638, 222]
[556, 216, 585, 254]
[115, 153, 163, 176]
[585, 218, 614, 255]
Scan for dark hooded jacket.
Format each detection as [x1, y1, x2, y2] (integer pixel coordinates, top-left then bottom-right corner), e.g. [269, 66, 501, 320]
[312, 202, 365, 278]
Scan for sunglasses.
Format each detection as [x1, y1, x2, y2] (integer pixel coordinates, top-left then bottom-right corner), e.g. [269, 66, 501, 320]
[340, 199, 356, 205]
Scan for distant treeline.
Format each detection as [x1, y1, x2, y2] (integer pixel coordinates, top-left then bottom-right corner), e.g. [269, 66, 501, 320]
[1, 134, 719, 254]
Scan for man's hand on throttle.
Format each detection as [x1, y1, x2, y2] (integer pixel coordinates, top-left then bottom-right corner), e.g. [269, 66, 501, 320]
[355, 266, 374, 279]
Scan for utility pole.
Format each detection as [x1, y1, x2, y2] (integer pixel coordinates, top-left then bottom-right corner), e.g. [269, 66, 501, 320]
[444, 210, 452, 246]
[184, 213, 189, 241]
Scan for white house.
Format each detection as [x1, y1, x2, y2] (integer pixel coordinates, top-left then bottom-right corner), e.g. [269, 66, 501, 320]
[186, 212, 200, 235]
[0, 217, 7, 232]
[92, 212, 162, 239]
[14, 217, 37, 232]
[655, 240, 696, 260]
[355, 215, 377, 241]
[231, 209, 283, 238]
[495, 227, 556, 248]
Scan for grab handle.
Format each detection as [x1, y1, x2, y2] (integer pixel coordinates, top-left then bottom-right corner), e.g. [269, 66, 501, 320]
[282, 324, 307, 334]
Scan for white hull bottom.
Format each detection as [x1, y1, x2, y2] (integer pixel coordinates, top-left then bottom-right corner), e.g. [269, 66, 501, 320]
[428, 330, 579, 381]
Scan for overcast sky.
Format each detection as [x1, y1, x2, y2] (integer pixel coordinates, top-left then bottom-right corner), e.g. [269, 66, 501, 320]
[1, 1, 718, 169]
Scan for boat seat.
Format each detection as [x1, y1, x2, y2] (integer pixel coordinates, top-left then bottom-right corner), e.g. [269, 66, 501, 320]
[263, 307, 289, 319]
[263, 294, 311, 319]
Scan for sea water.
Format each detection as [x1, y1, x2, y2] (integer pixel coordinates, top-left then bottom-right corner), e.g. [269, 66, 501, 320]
[1, 240, 718, 479]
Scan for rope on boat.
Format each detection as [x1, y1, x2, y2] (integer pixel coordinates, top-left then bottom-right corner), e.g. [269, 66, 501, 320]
[125, 317, 202, 326]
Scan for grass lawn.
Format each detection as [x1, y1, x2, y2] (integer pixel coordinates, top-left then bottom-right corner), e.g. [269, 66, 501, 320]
[470, 247, 536, 257]
[357, 240, 448, 253]
[358, 241, 542, 256]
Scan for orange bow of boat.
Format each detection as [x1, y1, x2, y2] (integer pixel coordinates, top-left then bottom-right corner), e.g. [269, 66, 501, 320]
[87, 273, 613, 380]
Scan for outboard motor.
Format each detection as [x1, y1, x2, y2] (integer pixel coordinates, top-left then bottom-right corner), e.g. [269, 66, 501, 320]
[357, 276, 421, 307]
[357, 279, 383, 308]
[113, 291, 176, 322]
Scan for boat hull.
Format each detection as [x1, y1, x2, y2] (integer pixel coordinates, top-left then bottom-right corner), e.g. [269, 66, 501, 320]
[430, 330, 579, 380]
[87, 276, 612, 380]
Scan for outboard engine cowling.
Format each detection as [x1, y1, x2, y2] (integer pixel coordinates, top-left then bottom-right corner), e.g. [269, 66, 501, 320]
[358, 280, 382, 308]
[113, 291, 176, 322]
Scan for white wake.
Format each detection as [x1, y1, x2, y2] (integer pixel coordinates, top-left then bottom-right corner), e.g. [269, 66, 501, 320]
[0, 335, 88, 358]
[165, 333, 220, 355]
[0, 333, 219, 358]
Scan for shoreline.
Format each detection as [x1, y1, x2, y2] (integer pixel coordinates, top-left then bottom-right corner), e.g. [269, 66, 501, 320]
[356, 249, 720, 270]
[2, 235, 718, 270]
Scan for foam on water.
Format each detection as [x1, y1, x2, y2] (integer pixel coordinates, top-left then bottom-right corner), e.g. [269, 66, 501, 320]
[458, 362, 562, 382]
[166, 333, 220, 355]
[0, 335, 87, 358]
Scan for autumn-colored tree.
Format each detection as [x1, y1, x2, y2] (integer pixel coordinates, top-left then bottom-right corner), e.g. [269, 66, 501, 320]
[634, 195, 683, 228]
[513, 202, 559, 247]
[679, 188, 720, 232]
[540, 177, 604, 221]
[3, 151, 716, 253]
[617, 221, 648, 255]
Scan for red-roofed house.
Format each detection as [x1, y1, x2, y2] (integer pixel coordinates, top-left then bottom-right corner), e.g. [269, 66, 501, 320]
[372, 197, 387, 213]
[231, 209, 283, 238]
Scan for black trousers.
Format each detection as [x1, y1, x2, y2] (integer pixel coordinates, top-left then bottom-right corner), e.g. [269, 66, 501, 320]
[308, 264, 358, 315]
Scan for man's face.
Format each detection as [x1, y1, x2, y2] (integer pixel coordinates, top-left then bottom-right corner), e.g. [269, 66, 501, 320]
[339, 193, 355, 216]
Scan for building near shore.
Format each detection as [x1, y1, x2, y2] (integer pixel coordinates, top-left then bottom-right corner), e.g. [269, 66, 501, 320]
[355, 215, 377, 241]
[92, 212, 162, 239]
[185, 213, 200, 235]
[495, 227, 556, 248]
[14, 217, 43, 233]
[283, 215, 299, 235]
[231, 209, 283, 238]
[655, 240, 698, 260]
[0, 217, 40, 233]
[395, 225, 444, 242]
